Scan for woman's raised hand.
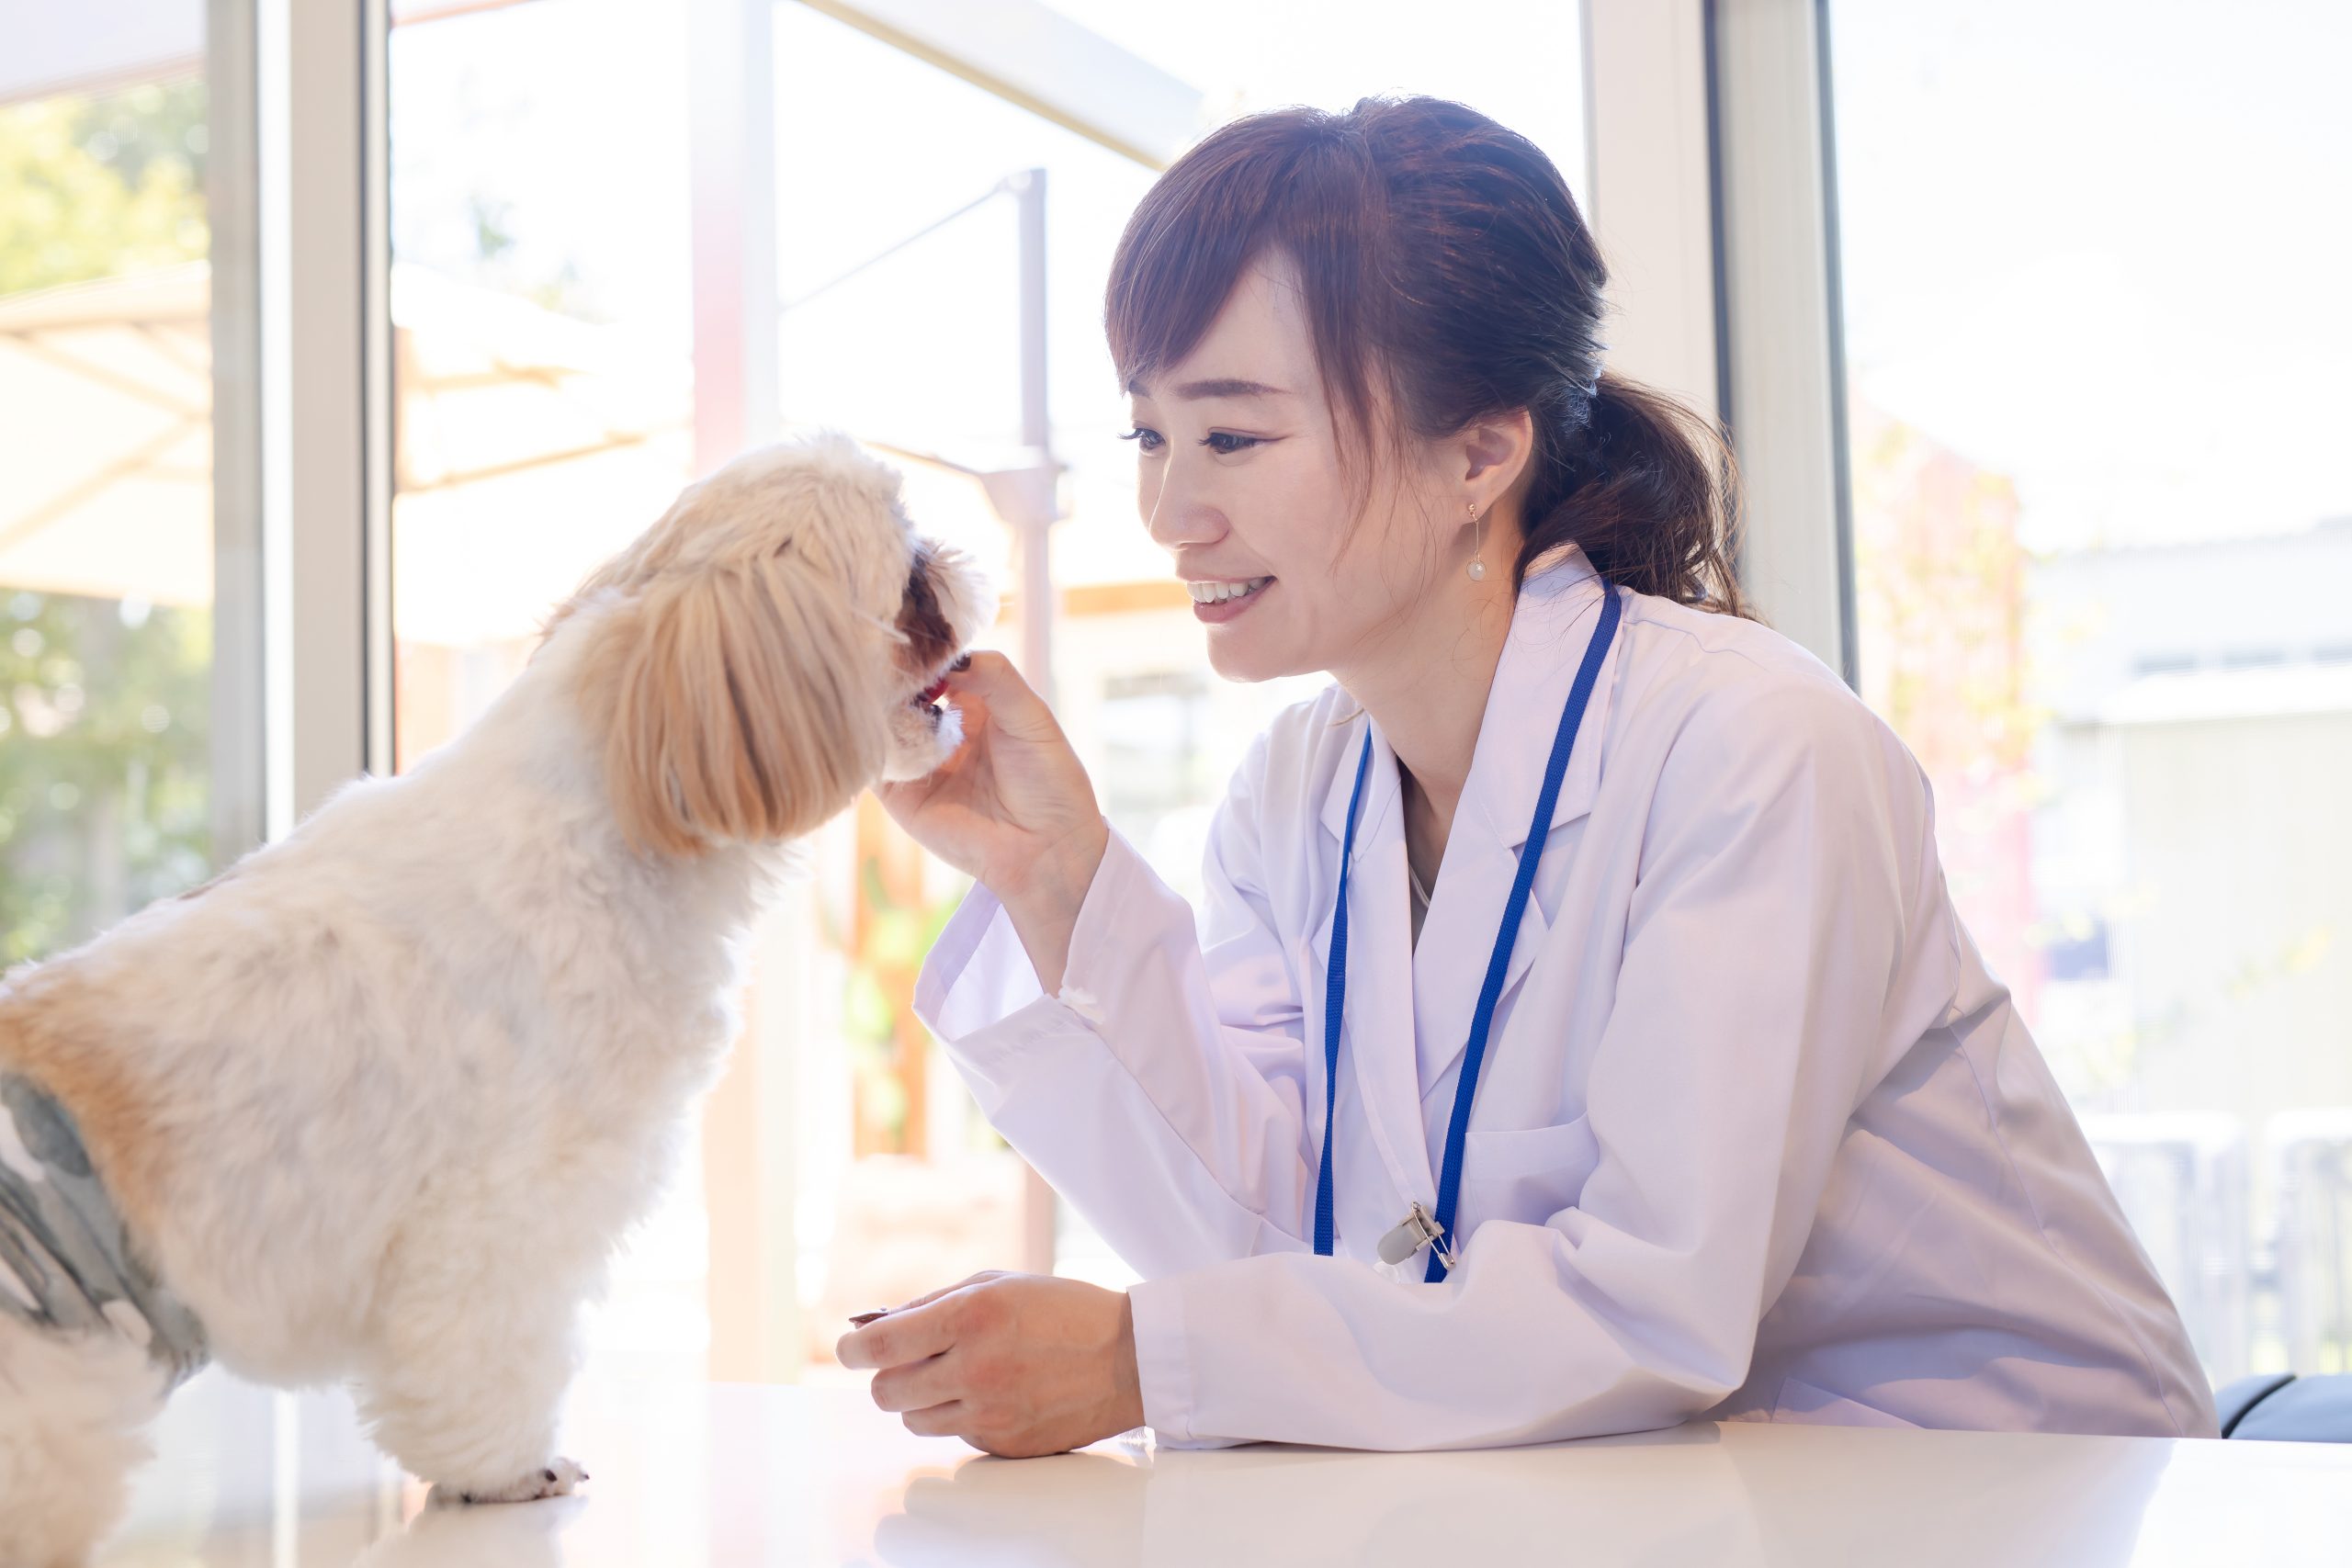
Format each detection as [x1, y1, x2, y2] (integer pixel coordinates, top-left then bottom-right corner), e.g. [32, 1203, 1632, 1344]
[873, 652, 1108, 989]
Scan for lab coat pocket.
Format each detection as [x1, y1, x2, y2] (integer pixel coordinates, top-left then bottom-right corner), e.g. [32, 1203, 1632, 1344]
[1460, 1113, 1599, 1225]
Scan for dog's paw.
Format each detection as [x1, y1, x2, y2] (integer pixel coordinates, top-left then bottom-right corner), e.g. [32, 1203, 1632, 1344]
[449, 1457, 588, 1506]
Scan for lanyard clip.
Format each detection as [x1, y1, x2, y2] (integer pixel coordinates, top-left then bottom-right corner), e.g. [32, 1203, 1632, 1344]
[1375, 1201, 1455, 1271]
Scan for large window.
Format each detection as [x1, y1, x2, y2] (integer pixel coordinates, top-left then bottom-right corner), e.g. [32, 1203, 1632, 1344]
[0, 70, 243, 961]
[1826, 0, 2352, 1382]
[385, 0, 1588, 1383]
[0, 2, 318, 1544]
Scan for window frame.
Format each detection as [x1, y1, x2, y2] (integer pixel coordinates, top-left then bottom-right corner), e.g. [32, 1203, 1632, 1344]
[235, 0, 395, 837]
[1582, 0, 1855, 685]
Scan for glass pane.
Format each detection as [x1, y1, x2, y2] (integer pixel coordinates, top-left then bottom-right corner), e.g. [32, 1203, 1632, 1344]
[388, 0, 1586, 1384]
[386, 0, 706, 1382]
[0, 61, 229, 959]
[1827, 0, 2352, 1382]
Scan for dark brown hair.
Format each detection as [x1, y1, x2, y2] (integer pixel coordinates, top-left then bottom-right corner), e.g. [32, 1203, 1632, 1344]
[1105, 95, 1751, 616]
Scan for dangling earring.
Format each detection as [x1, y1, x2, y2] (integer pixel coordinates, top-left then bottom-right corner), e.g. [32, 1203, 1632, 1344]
[1465, 500, 1487, 581]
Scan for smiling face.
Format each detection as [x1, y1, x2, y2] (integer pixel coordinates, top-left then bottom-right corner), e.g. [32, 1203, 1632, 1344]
[1124, 254, 1500, 686]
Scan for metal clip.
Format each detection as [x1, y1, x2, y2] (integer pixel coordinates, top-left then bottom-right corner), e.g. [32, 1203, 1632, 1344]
[1376, 1200, 1453, 1269]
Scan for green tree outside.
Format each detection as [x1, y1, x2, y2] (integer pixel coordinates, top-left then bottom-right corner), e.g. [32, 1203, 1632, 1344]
[0, 76, 215, 962]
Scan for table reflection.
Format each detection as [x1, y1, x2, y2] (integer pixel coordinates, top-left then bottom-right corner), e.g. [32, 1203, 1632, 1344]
[96, 1371, 2347, 1568]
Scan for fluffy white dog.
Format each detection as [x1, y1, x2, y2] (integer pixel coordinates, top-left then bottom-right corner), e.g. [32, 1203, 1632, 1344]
[0, 432, 992, 1567]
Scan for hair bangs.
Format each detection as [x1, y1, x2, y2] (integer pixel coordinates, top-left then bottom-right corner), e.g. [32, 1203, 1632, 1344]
[1104, 109, 1400, 523]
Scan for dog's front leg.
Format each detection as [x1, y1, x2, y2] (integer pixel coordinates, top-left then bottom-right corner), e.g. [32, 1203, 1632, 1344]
[353, 1252, 589, 1506]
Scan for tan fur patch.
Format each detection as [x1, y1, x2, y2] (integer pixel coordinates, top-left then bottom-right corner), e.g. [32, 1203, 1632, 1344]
[568, 557, 890, 856]
[0, 972, 169, 1242]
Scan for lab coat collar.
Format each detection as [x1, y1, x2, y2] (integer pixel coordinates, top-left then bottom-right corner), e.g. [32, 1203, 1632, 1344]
[1313, 545, 1611, 852]
[1316, 546, 1623, 1122]
[1463, 544, 1615, 853]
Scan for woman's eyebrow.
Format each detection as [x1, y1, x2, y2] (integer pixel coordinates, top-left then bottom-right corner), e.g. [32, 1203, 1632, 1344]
[1126, 377, 1293, 401]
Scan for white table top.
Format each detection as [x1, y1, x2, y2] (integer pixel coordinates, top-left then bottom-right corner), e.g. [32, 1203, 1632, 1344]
[95, 1369, 2352, 1567]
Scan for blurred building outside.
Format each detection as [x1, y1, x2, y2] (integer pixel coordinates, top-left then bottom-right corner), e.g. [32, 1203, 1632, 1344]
[1854, 395, 2352, 1380]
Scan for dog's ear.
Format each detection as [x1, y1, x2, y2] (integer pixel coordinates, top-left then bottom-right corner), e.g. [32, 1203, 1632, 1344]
[600, 548, 888, 856]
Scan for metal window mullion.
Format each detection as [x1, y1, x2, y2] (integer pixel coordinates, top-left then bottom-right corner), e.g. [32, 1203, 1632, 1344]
[207, 0, 266, 863]
[1708, 0, 1853, 685]
[257, 0, 388, 838]
[690, 0, 798, 1382]
[363, 0, 394, 777]
[1584, 0, 1852, 685]
[1582, 0, 1724, 424]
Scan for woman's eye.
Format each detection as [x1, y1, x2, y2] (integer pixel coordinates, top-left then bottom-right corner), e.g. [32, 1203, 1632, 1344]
[1118, 426, 1164, 453]
[1200, 433, 1261, 455]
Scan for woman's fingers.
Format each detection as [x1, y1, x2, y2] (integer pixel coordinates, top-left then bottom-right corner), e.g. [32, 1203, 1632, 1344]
[943, 651, 1057, 739]
[872, 701, 991, 828]
[940, 648, 1017, 695]
[869, 648, 1100, 900]
[835, 1290, 962, 1371]
[871, 770, 952, 822]
[869, 1348, 966, 1415]
[899, 1401, 972, 1439]
[888, 1271, 1012, 1317]
[935, 678, 992, 743]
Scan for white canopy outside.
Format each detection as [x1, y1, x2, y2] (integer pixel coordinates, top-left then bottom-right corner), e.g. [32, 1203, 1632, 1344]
[0, 258, 1006, 645]
[0, 262, 214, 607]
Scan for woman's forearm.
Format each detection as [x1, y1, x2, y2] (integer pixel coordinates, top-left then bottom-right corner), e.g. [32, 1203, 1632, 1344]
[996, 817, 1110, 993]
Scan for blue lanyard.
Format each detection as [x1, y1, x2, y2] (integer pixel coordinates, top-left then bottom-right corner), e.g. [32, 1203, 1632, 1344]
[1314, 581, 1623, 1283]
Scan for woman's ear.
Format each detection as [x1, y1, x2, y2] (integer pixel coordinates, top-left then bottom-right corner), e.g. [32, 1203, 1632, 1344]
[1459, 408, 1536, 495]
[598, 550, 888, 856]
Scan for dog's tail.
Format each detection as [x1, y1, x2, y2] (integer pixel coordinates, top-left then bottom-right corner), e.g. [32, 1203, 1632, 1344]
[0, 1319, 166, 1568]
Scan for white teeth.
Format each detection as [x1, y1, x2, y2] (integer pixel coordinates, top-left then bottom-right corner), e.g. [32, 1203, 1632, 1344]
[1186, 576, 1272, 604]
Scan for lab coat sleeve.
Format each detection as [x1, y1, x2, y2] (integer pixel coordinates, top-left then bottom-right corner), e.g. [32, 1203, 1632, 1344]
[913, 731, 1317, 1279]
[1126, 679, 1946, 1450]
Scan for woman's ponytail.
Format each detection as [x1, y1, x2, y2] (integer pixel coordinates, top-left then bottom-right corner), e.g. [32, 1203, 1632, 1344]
[1516, 371, 1750, 617]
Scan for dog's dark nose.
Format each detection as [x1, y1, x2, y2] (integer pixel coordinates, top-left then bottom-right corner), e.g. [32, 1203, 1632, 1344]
[951, 653, 971, 672]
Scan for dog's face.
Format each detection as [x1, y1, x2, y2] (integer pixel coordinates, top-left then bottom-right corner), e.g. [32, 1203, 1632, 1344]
[552, 432, 995, 855]
[882, 536, 986, 784]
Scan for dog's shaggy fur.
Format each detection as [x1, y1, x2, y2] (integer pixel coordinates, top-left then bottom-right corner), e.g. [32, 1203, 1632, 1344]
[0, 433, 991, 1566]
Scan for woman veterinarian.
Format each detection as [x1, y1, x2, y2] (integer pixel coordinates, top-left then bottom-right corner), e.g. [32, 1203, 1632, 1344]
[836, 95, 2216, 1456]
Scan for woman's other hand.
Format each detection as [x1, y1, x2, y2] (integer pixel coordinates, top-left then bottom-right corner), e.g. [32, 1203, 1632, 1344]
[874, 652, 1109, 989]
[836, 1272, 1146, 1459]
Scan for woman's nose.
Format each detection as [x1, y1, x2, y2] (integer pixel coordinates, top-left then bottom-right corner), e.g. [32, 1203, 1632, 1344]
[1141, 466, 1226, 554]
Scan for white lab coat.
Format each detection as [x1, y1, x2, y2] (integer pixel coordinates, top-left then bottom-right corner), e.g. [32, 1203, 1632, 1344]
[915, 547, 2219, 1450]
